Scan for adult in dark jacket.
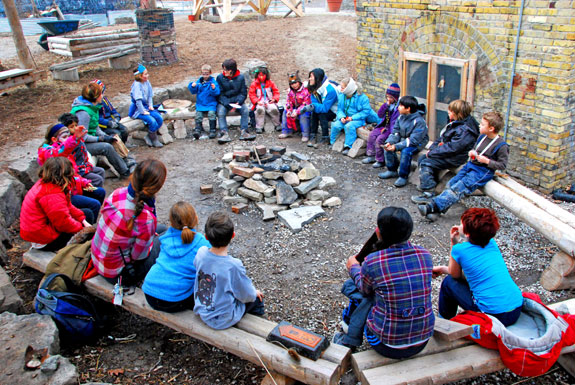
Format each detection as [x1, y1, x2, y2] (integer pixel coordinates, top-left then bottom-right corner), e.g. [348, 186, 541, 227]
[411, 100, 479, 203]
[215, 59, 254, 142]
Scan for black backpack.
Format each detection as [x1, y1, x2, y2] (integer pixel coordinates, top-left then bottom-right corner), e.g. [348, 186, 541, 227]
[35, 273, 104, 343]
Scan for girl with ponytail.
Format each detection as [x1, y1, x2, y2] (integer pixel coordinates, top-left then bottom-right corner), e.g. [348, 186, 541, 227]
[143, 201, 211, 312]
[91, 159, 167, 286]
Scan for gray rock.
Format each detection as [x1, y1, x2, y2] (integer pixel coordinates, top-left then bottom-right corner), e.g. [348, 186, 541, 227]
[263, 188, 275, 198]
[289, 201, 301, 208]
[220, 179, 241, 191]
[166, 80, 194, 101]
[111, 94, 132, 117]
[252, 174, 263, 181]
[255, 202, 287, 221]
[290, 152, 309, 162]
[294, 176, 322, 195]
[212, 162, 223, 172]
[332, 134, 345, 152]
[0, 267, 23, 313]
[300, 160, 316, 169]
[323, 197, 342, 207]
[244, 178, 270, 194]
[290, 160, 300, 172]
[237, 187, 263, 201]
[0, 312, 78, 385]
[4, 139, 42, 190]
[222, 196, 249, 205]
[304, 200, 323, 206]
[348, 138, 367, 158]
[264, 196, 277, 204]
[41, 355, 61, 373]
[153, 87, 170, 104]
[233, 175, 246, 183]
[275, 181, 298, 205]
[241, 59, 267, 85]
[306, 189, 330, 201]
[0, 173, 25, 229]
[298, 167, 320, 181]
[262, 171, 282, 180]
[222, 152, 234, 163]
[173, 120, 187, 139]
[282, 171, 300, 186]
[318, 176, 337, 190]
[278, 206, 326, 233]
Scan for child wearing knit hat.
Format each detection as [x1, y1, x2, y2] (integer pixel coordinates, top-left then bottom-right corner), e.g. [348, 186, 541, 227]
[363, 83, 401, 168]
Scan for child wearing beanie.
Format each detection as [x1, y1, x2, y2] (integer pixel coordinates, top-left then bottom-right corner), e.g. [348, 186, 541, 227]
[363, 83, 401, 168]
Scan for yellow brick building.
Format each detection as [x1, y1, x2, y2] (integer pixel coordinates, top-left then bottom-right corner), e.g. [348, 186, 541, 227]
[356, 0, 574, 191]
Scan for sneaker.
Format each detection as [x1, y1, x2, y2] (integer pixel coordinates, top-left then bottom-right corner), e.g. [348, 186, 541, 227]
[239, 131, 256, 141]
[124, 158, 137, 168]
[256, 127, 263, 134]
[362, 156, 375, 164]
[128, 163, 137, 174]
[378, 170, 398, 179]
[274, 125, 282, 132]
[426, 213, 440, 222]
[410, 191, 436, 204]
[341, 147, 350, 156]
[372, 162, 384, 169]
[193, 130, 201, 140]
[418, 204, 430, 217]
[302, 136, 309, 142]
[278, 133, 292, 139]
[318, 137, 329, 145]
[332, 332, 354, 349]
[199, 133, 209, 140]
[394, 177, 408, 188]
[208, 130, 217, 139]
[307, 139, 316, 148]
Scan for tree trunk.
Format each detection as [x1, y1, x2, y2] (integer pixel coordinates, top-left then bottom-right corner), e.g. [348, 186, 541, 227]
[2, 0, 35, 70]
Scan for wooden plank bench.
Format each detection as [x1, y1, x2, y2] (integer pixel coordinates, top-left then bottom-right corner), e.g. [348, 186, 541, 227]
[0, 69, 45, 91]
[352, 298, 575, 385]
[23, 249, 351, 385]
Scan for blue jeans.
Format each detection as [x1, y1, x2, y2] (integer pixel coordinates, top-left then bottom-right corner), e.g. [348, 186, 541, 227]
[137, 110, 164, 133]
[281, 109, 311, 136]
[340, 279, 375, 347]
[85, 141, 129, 176]
[433, 162, 495, 213]
[71, 194, 101, 224]
[330, 120, 365, 148]
[384, 146, 420, 178]
[365, 327, 428, 359]
[244, 296, 265, 316]
[195, 110, 216, 125]
[217, 103, 249, 132]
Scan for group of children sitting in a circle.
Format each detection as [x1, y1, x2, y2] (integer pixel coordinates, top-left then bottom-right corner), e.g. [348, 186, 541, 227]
[19, 58, 518, 359]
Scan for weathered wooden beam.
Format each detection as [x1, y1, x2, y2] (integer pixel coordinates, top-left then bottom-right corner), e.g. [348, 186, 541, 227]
[433, 317, 473, 341]
[540, 251, 575, 291]
[50, 48, 138, 71]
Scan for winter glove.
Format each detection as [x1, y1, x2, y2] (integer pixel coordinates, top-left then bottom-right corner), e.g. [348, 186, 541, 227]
[107, 120, 119, 130]
[301, 104, 314, 113]
[100, 135, 116, 143]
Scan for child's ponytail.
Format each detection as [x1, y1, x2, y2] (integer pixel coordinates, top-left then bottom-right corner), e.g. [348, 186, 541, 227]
[169, 201, 199, 244]
[126, 159, 167, 231]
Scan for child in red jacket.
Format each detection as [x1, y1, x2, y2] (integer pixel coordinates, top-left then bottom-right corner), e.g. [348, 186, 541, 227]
[248, 68, 280, 134]
[20, 157, 91, 252]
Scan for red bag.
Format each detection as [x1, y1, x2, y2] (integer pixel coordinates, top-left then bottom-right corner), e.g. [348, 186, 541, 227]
[451, 293, 575, 377]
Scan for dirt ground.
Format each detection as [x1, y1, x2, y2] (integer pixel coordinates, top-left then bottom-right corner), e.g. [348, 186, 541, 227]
[2, 13, 574, 385]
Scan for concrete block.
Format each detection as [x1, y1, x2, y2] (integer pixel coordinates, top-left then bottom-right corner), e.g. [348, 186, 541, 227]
[108, 55, 131, 70]
[278, 206, 326, 233]
[52, 68, 79, 82]
[294, 176, 322, 195]
[173, 120, 187, 139]
[237, 187, 263, 201]
[348, 138, 367, 158]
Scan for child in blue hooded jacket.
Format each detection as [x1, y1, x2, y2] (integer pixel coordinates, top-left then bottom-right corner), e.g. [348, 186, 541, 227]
[143, 201, 211, 313]
[330, 77, 378, 155]
[188, 64, 221, 140]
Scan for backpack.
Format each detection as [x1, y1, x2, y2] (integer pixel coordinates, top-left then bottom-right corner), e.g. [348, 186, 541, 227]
[35, 273, 104, 343]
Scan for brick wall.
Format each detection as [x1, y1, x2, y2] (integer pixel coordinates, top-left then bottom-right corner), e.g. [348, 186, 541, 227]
[356, 0, 575, 191]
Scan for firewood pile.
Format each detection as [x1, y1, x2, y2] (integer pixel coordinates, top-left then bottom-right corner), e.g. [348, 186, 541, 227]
[135, 8, 178, 66]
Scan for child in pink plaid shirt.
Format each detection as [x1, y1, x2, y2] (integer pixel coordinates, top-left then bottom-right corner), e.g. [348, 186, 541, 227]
[91, 159, 167, 286]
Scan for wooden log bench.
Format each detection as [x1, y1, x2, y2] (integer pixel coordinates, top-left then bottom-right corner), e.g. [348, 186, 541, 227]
[352, 298, 575, 385]
[22, 248, 351, 385]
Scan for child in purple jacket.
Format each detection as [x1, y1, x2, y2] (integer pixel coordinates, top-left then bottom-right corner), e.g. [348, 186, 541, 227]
[363, 83, 401, 168]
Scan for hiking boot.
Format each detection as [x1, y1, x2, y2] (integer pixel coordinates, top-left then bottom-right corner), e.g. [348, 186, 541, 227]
[394, 177, 408, 188]
[418, 203, 437, 218]
[278, 133, 292, 139]
[378, 170, 398, 179]
[193, 129, 201, 140]
[362, 156, 375, 164]
[218, 131, 231, 144]
[372, 162, 384, 169]
[411, 191, 436, 204]
[148, 131, 163, 148]
[318, 136, 329, 145]
[239, 131, 256, 141]
[208, 120, 217, 139]
[341, 147, 350, 156]
[144, 133, 153, 147]
[426, 213, 440, 222]
[256, 127, 264, 134]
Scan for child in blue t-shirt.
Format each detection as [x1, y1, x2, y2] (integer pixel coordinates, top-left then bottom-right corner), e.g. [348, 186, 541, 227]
[432, 208, 523, 326]
[193, 211, 264, 329]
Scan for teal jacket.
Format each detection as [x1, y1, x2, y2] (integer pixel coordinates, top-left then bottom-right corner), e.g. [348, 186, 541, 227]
[335, 92, 374, 124]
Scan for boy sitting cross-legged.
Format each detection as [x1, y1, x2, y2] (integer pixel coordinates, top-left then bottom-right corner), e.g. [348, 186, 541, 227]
[193, 211, 264, 329]
[418, 111, 508, 222]
[379, 96, 429, 188]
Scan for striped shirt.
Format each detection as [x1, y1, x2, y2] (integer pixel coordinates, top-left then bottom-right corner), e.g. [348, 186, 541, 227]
[91, 187, 157, 278]
[349, 241, 435, 347]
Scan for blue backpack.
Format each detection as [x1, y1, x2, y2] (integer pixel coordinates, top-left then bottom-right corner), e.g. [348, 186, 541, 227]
[35, 273, 103, 342]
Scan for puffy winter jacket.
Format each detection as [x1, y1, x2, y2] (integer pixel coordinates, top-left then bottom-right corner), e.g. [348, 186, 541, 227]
[386, 110, 429, 151]
[426, 115, 480, 165]
[248, 79, 280, 110]
[310, 78, 338, 115]
[188, 76, 220, 111]
[20, 181, 85, 244]
[216, 70, 247, 107]
[335, 92, 375, 124]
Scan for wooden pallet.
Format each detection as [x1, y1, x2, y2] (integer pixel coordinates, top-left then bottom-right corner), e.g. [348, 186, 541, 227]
[0, 69, 44, 91]
[23, 249, 350, 385]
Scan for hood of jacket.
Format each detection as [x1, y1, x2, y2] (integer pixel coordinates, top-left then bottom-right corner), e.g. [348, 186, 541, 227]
[71, 96, 99, 109]
[159, 227, 203, 259]
[462, 115, 480, 136]
[224, 70, 241, 80]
